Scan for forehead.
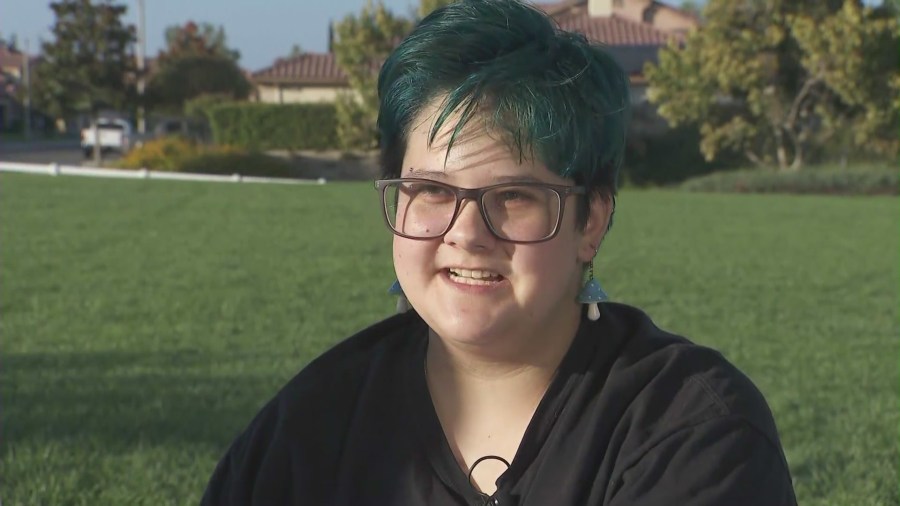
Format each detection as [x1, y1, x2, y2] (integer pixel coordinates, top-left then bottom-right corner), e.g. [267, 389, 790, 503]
[401, 98, 569, 186]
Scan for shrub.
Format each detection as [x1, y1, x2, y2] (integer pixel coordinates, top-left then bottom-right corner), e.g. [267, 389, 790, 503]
[622, 122, 742, 187]
[208, 103, 339, 151]
[118, 137, 198, 171]
[117, 138, 295, 178]
[680, 167, 899, 195]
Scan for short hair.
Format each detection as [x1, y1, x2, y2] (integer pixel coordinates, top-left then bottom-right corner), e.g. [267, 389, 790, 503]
[376, 0, 630, 226]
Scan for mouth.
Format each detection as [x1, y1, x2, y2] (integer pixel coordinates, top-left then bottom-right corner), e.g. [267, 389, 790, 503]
[446, 268, 505, 286]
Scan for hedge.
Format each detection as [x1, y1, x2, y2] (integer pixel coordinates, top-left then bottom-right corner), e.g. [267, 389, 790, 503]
[117, 137, 295, 178]
[178, 151, 294, 178]
[208, 103, 338, 151]
[680, 167, 899, 195]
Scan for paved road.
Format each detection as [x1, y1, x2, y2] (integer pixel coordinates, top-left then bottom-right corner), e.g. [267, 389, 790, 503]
[0, 139, 120, 166]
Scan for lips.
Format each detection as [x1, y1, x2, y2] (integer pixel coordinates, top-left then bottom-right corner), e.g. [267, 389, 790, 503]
[446, 267, 505, 286]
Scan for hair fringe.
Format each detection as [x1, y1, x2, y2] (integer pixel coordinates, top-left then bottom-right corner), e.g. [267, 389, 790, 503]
[378, 0, 631, 202]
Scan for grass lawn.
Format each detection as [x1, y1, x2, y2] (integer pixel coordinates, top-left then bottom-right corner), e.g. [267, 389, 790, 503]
[2, 173, 897, 505]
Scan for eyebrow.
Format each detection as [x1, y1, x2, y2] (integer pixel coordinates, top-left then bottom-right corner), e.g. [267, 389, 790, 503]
[405, 168, 545, 184]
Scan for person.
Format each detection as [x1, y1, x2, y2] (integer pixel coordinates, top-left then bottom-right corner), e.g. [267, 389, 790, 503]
[201, 1, 797, 504]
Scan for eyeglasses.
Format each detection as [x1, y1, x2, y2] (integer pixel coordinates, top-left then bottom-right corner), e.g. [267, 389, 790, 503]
[374, 178, 585, 243]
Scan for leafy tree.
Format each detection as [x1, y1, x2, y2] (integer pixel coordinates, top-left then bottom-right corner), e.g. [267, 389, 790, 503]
[418, 0, 457, 18]
[332, 0, 411, 149]
[161, 21, 239, 62]
[146, 21, 250, 114]
[288, 44, 304, 58]
[645, 0, 896, 169]
[0, 33, 20, 51]
[31, 0, 136, 162]
[790, 1, 899, 159]
[677, 0, 703, 19]
[146, 57, 250, 114]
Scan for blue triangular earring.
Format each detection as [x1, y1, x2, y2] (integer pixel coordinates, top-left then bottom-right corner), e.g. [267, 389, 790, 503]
[388, 279, 411, 313]
[578, 259, 608, 321]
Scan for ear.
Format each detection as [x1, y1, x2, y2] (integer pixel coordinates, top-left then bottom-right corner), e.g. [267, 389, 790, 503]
[577, 192, 613, 264]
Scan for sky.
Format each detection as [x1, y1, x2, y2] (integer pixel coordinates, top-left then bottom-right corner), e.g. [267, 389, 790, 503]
[2, 0, 883, 72]
[3, 0, 702, 72]
[3, 0, 423, 71]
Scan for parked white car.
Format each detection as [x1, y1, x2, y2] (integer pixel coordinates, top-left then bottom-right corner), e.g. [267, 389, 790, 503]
[80, 118, 147, 158]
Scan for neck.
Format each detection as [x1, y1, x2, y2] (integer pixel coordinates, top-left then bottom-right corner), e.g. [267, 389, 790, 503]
[424, 300, 581, 407]
[424, 303, 582, 492]
[427, 300, 581, 374]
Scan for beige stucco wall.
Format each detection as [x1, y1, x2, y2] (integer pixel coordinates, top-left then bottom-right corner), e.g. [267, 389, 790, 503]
[612, 0, 652, 23]
[588, 0, 696, 34]
[256, 84, 347, 104]
[650, 9, 696, 33]
[587, 0, 615, 17]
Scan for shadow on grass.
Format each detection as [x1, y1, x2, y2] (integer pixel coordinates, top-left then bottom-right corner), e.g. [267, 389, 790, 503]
[3, 349, 286, 453]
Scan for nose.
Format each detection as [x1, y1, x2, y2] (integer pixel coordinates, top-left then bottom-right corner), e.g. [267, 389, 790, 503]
[443, 198, 496, 251]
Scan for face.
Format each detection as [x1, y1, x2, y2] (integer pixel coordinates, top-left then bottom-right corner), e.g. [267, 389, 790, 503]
[392, 101, 612, 354]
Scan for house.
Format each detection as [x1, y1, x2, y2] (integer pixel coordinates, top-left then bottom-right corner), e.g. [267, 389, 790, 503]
[541, 0, 698, 35]
[251, 0, 698, 106]
[253, 53, 347, 104]
[0, 41, 34, 131]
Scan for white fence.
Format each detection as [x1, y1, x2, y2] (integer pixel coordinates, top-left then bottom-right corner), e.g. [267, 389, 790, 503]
[0, 161, 327, 186]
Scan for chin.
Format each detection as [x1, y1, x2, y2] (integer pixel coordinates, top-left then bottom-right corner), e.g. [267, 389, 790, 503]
[425, 310, 518, 347]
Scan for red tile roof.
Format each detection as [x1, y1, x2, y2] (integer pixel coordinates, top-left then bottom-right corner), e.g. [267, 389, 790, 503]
[253, 53, 347, 85]
[556, 12, 679, 46]
[0, 44, 24, 70]
[252, 3, 681, 86]
[0, 43, 37, 75]
[533, 0, 581, 16]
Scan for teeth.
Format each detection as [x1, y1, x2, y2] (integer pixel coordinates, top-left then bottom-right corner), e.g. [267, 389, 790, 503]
[448, 268, 502, 283]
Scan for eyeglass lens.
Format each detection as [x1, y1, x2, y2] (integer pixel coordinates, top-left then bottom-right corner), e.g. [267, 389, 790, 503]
[383, 181, 562, 242]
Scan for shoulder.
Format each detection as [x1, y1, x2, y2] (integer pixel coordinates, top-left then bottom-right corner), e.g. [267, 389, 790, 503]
[201, 311, 425, 505]
[283, 310, 424, 395]
[593, 303, 796, 504]
[597, 302, 780, 442]
[258, 310, 424, 421]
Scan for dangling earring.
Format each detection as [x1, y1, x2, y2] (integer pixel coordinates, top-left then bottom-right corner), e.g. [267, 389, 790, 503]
[388, 279, 411, 313]
[578, 257, 608, 321]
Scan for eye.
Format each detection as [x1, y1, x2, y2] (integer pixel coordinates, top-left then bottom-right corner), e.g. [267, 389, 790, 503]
[403, 181, 454, 203]
[419, 184, 452, 196]
[495, 186, 544, 204]
[498, 190, 531, 202]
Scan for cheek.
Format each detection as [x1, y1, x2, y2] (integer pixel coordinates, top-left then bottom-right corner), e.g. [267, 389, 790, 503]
[392, 237, 409, 275]
[392, 237, 433, 278]
[514, 239, 581, 285]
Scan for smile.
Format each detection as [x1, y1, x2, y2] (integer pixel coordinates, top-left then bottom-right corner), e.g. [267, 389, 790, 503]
[447, 268, 505, 286]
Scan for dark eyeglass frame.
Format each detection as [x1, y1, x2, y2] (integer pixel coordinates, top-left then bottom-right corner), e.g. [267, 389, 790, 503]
[374, 177, 586, 244]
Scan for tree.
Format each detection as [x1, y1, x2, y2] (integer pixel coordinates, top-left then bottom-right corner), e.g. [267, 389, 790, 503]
[288, 44, 304, 58]
[146, 21, 250, 114]
[791, 1, 899, 159]
[146, 56, 251, 114]
[332, 0, 411, 149]
[31, 0, 136, 163]
[677, 1, 702, 19]
[645, 0, 897, 169]
[162, 21, 239, 62]
[418, 0, 457, 18]
[0, 33, 20, 51]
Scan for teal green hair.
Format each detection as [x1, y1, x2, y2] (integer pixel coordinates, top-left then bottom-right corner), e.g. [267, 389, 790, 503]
[377, 0, 631, 220]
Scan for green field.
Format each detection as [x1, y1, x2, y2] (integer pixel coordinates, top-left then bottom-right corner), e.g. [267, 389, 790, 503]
[2, 173, 897, 505]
